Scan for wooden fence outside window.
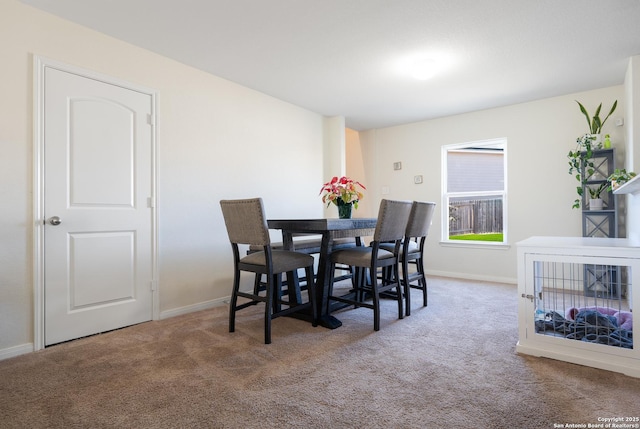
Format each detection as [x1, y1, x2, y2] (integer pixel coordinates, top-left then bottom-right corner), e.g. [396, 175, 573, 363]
[449, 199, 503, 235]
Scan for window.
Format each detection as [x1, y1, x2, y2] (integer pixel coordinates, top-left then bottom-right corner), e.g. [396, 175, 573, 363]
[442, 139, 507, 244]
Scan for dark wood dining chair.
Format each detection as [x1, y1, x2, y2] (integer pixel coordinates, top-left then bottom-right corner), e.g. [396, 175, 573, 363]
[326, 199, 412, 331]
[220, 198, 317, 344]
[380, 201, 436, 316]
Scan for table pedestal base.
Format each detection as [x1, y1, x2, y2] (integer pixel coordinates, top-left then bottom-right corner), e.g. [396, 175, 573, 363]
[318, 315, 342, 329]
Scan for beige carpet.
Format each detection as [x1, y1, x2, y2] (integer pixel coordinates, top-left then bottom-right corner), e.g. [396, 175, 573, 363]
[1, 277, 639, 429]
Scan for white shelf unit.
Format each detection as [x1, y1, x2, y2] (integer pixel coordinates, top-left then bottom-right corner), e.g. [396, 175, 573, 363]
[581, 149, 616, 238]
[517, 236, 639, 378]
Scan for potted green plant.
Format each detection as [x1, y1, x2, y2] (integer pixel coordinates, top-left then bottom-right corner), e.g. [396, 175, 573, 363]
[587, 182, 607, 210]
[608, 168, 637, 191]
[567, 100, 618, 209]
[576, 100, 617, 137]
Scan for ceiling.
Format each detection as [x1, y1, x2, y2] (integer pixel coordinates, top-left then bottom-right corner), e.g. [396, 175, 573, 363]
[21, 0, 640, 130]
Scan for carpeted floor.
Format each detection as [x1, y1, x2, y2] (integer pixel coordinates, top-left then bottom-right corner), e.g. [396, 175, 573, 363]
[1, 277, 638, 428]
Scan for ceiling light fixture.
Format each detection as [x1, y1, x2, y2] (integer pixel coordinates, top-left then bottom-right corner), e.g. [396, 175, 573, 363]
[394, 52, 455, 81]
[410, 58, 437, 80]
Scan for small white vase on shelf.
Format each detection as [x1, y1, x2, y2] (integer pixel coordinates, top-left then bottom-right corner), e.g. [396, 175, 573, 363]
[588, 198, 603, 211]
[589, 133, 602, 145]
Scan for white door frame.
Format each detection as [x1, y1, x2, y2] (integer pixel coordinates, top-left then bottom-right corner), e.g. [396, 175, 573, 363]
[33, 56, 159, 351]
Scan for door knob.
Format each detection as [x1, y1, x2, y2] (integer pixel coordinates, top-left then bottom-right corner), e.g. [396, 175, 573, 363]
[49, 216, 62, 226]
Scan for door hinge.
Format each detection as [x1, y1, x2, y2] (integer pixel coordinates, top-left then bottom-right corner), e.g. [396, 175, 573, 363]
[147, 113, 155, 126]
[147, 196, 156, 208]
[150, 280, 157, 291]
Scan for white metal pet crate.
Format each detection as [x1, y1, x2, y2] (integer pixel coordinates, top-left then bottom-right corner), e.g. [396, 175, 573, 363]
[517, 236, 639, 377]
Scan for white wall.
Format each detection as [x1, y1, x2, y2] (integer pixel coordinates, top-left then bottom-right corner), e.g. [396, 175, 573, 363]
[345, 128, 375, 216]
[354, 87, 626, 283]
[322, 116, 347, 218]
[0, 0, 326, 355]
[623, 56, 640, 244]
[625, 56, 640, 174]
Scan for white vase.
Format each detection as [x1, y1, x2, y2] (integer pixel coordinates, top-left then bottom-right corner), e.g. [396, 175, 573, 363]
[589, 198, 603, 210]
[589, 134, 603, 145]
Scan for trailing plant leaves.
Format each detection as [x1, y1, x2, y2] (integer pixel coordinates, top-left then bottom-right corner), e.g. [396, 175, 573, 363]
[607, 168, 637, 190]
[572, 199, 581, 209]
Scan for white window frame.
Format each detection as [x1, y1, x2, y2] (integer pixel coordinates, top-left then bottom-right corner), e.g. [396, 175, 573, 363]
[441, 138, 508, 248]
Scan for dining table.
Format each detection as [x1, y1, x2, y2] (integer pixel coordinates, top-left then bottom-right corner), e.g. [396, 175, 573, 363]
[267, 217, 377, 329]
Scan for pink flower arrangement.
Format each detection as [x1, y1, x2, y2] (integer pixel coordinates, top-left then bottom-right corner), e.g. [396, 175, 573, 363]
[319, 176, 366, 209]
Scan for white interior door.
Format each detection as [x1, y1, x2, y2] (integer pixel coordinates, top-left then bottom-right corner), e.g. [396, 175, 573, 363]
[41, 64, 155, 346]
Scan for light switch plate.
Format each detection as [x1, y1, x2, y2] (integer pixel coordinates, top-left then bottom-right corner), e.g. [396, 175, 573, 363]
[414, 175, 423, 184]
[393, 162, 402, 170]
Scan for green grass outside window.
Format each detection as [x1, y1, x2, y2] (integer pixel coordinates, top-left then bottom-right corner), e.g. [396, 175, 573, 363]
[449, 233, 503, 242]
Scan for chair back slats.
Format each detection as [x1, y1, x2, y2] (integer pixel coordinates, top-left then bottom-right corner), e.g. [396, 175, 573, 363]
[406, 201, 436, 238]
[220, 198, 271, 246]
[374, 199, 413, 242]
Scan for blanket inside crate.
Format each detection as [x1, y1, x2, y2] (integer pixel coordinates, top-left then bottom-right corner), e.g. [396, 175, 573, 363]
[565, 306, 633, 330]
[535, 309, 633, 349]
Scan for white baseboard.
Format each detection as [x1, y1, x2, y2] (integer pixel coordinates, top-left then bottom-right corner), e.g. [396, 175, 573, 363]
[0, 343, 34, 361]
[0, 299, 230, 361]
[426, 269, 516, 285]
[159, 296, 229, 320]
